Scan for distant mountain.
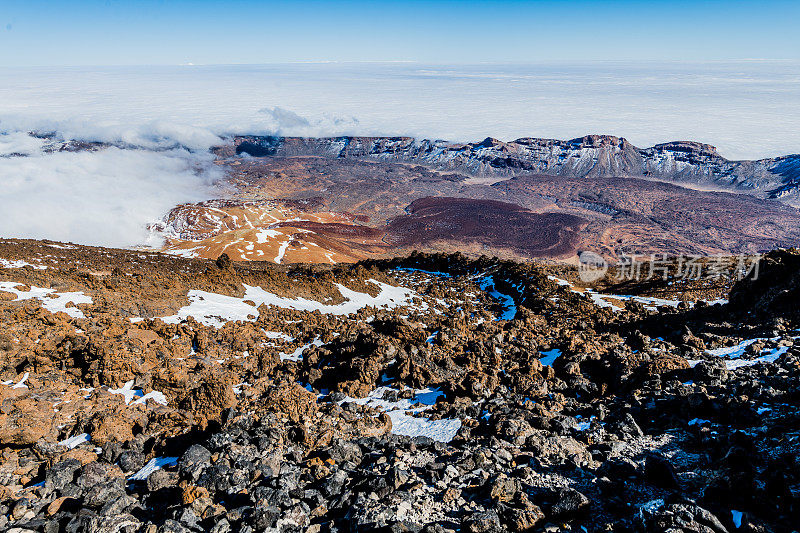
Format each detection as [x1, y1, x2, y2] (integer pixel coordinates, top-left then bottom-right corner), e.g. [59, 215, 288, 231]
[232, 135, 800, 206]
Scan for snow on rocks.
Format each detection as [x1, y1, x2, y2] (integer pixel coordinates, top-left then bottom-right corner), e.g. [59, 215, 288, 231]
[160, 290, 257, 328]
[2, 372, 30, 389]
[547, 275, 685, 312]
[129, 457, 179, 481]
[574, 416, 595, 431]
[395, 267, 452, 278]
[0, 258, 47, 270]
[58, 433, 91, 449]
[244, 280, 420, 315]
[160, 279, 423, 327]
[385, 410, 462, 442]
[263, 331, 295, 342]
[539, 349, 562, 367]
[340, 386, 461, 442]
[724, 346, 790, 370]
[232, 381, 251, 395]
[279, 338, 325, 361]
[547, 275, 572, 286]
[162, 246, 202, 259]
[584, 289, 684, 312]
[476, 276, 517, 320]
[706, 338, 761, 359]
[0, 281, 92, 318]
[133, 390, 169, 406]
[109, 380, 168, 406]
[108, 380, 141, 404]
[687, 337, 794, 370]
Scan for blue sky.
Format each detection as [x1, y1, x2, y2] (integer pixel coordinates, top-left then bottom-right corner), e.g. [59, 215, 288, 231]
[1, 0, 799, 66]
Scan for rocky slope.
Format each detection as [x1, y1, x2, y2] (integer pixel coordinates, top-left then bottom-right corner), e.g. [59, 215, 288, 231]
[0, 239, 799, 532]
[231, 135, 800, 206]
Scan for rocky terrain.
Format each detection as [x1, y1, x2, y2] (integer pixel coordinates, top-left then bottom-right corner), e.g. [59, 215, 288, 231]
[1, 238, 799, 532]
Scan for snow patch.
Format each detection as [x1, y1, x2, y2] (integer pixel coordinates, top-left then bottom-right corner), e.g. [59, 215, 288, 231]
[108, 380, 140, 404]
[396, 267, 452, 278]
[731, 510, 743, 529]
[706, 338, 760, 359]
[59, 433, 90, 449]
[476, 276, 516, 320]
[340, 386, 461, 443]
[2, 372, 31, 389]
[133, 390, 168, 406]
[255, 229, 282, 243]
[539, 349, 562, 367]
[279, 338, 325, 361]
[108, 380, 168, 406]
[0, 258, 47, 270]
[263, 331, 295, 342]
[162, 246, 202, 259]
[160, 279, 423, 327]
[274, 240, 290, 264]
[701, 337, 791, 370]
[0, 282, 92, 319]
[129, 457, 179, 481]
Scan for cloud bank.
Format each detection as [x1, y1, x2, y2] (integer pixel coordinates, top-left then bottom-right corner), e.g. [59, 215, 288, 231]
[0, 145, 221, 248]
[1, 62, 798, 159]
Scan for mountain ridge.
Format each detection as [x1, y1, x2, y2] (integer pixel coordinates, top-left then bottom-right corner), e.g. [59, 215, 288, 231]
[231, 134, 800, 206]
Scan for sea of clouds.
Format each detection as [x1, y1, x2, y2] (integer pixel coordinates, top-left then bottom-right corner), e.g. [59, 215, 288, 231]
[1, 62, 799, 248]
[0, 144, 221, 248]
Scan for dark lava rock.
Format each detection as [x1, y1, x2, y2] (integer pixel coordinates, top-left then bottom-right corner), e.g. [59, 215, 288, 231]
[729, 248, 800, 321]
[550, 488, 590, 518]
[45, 459, 82, 491]
[645, 453, 681, 489]
[463, 510, 502, 532]
[118, 450, 146, 473]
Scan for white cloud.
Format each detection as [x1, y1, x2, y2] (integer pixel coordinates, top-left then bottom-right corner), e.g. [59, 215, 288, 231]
[1, 118, 222, 152]
[0, 63, 798, 159]
[0, 131, 45, 156]
[0, 146, 221, 248]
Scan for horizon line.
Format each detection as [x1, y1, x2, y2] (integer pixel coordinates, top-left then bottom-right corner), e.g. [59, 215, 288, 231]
[1, 58, 799, 69]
